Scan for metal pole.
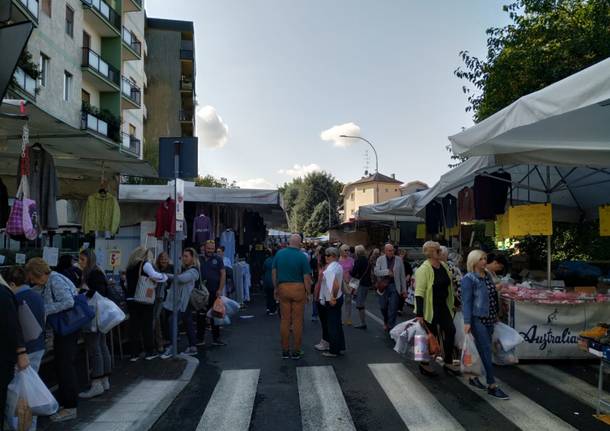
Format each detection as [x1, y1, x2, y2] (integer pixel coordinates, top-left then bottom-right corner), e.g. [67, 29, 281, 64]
[339, 135, 379, 173]
[172, 141, 181, 357]
[546, 166, 552, 288]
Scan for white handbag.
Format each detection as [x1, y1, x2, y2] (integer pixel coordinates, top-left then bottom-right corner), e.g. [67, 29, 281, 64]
[348, 278, 361, 291]
[133, 262, 157, 304]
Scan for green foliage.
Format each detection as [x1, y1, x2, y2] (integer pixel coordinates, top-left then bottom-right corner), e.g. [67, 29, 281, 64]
[194, 175, 239, 188]
[279, 171, 343, 236]
[455, 0, 610, 122]
[18, 50, 40, 80]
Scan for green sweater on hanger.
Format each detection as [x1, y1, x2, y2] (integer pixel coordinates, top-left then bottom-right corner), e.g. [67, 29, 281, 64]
[82, 192, 121, 234]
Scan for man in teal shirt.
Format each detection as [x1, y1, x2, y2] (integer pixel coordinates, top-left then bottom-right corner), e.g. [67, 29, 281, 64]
[272, 234, 312, 359]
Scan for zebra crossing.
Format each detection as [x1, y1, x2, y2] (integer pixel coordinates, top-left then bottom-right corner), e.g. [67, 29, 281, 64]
[193, 361, 604, 431]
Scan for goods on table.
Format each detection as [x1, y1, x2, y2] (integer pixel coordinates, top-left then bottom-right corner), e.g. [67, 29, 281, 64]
[500, 283, 610, 304]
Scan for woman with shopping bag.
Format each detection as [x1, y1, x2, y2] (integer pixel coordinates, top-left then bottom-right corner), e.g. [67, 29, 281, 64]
[77, 249, 112, 399]
[461, 249, 509, 400]
[414, 241, 461, 377]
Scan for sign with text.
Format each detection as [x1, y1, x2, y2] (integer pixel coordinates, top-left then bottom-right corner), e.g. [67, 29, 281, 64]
[508, 203, 552, 237]
[175, 179, 185, 222]
[42, 247, 59, 267]
[600, 205, 610, 236]
[416, 224, 426, 239]
[108, 249, 121, 268]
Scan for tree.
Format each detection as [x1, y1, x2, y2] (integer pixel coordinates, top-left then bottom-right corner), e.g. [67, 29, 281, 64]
[279, 171, 343, 234]
[195, 174, 238, 188]
[304, 201, 331, 236]
[455, 0, 610, 122]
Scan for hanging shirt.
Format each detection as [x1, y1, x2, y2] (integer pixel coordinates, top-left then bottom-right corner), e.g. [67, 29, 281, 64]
[458, 187, 475, 222]
[425, 201, 443, 234]
[192, 214, 212, 245]
[82, 192, 121, 234]
[473, 171, 512, 220]
[155, 199, 176, 238]
[220, 229, 236, 264]
[442, 194, 458, 229]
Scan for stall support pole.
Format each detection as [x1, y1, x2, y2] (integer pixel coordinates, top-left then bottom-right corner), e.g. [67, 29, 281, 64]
[546, 166, 552, 288]
[172, 141, 182, 358]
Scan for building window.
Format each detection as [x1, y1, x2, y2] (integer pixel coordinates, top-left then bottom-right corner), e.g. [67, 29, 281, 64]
[42, 0, 52, 17]
[350, 193, 354, 201]
[63, 71, 72, 101]
[81, 89, 90, 104]
[65, 6, 74, 38]
[129, 123, 136, 136]
[385, 188, 389, 193]
[39, 53, 49, 87]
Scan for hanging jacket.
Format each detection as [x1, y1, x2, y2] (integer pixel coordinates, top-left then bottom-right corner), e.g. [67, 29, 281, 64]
[82, 192, 121, 234]
[17, 146, 59, 230]
[192, 214, 212, 244]
[220, 229, 236, 264]
[155, 199, 176, 238]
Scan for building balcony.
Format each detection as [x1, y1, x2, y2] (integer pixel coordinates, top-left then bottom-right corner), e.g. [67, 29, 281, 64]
[12, 66, 37, 99]
[121, 27, 142, 60]
[81, 107, 120, 142]
[179, 78, 193, 92]
[12, 0, 39, 25]
[122, 0, 142, 13]
[121, 133, 141, 157]
[179, 109, 193, 123]
[121, 77, 141, 109]
[180, 40, 194, 61]
[81, 47, 120, 91]
[81, 0, 121, 37]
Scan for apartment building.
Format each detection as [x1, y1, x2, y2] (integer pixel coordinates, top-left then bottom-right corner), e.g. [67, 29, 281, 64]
[342, 171, 403, 222]
[143, 17, 195, 169]
[6, 0, 146, 159]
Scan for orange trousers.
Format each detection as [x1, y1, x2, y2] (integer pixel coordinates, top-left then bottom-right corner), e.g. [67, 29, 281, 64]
[278, 282, 307, 351]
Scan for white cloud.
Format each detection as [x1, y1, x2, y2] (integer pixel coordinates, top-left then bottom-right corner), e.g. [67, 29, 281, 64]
[278, 163, 321, 177]
[236, 178, 275, 189]
[320, 122, 361, 147]
[196, 105, 229, 148]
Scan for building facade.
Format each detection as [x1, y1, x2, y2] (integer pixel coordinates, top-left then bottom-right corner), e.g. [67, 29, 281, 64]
[143, 17, 195, 169]
[342, 172, 403, 222]
[7, 0, 146, 159]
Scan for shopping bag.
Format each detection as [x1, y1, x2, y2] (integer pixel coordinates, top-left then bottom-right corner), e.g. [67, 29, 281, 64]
[212, 297, 225, 318]
[133, 263, 156, 304]
[221, 296, 239, 316]
[406, 321, 427, 344]
[47, 293, 95, 336]
[189, 285, 210, 311]
[413, 334, 430, 362]
[453, 311, 465, 349]
[96, 293, 126, 334]
[493, 322, 524, 352]
[460, 334, 483, 376]
[390, 319, 414, 342]
[492, 341, 519, 365]
[14, 366, 59, 416]
[18, 301, 43, 343]
[213, 315, 231, 326]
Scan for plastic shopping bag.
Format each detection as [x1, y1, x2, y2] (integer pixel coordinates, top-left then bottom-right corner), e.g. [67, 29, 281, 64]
[221, 296, 240, 317]
[492, 341, 519, 365]
[390, 319, 414, 342]
[96, 293, 126, 334]
[406, 320, 427, 344]
[213, 315, 231, 326]
[212, 297, 225, 318]
[493, 322, 524, 352]
[413, 334, 430, 362]
[14, 366, 59, 416]
[460, 334, 483, 376]
[453, 311, 465, 349]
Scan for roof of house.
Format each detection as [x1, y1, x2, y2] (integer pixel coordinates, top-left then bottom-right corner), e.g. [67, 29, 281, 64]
[345, 172, 403, 189]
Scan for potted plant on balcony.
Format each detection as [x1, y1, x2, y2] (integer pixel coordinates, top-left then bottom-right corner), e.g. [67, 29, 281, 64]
[10, 50, 40, 95]
[81, 101, 121, 142]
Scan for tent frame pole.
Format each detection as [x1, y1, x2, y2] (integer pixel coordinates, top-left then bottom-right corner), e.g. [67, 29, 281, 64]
[546, 166, 552, 288]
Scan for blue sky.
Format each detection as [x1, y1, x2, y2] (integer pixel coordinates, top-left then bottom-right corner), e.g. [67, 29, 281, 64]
[145, 0, 510, 189]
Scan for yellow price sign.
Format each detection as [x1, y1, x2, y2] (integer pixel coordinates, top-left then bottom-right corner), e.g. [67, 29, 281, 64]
[496, 213, 509, 240]
[508, 203, 552, 237]
[600, 205, 610, 236]
[109, 249, 121, 268]
[416, 224, 426, 239]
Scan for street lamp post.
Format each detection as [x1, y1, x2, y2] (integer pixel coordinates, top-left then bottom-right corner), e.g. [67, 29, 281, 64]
[339, 135, 379, 173]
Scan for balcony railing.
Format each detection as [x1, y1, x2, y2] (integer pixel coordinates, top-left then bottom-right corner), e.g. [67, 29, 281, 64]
[81, 108, 120, 141]
[82, 47, 120, 86]
[121, 77, 141, 106]
[122, 27, 142, 57]
[121, 132, 141, 156]
[179, 109, 193, 122]
[179, 40, 194, 60]
[81, 0, 120, 31]
[17, 0, 39, 20]
[180, 78, 193, 91]
[13, 67, 37, 97]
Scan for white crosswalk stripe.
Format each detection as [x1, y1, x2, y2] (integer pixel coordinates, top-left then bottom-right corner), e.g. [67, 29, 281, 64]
[518, 364, 604, 410]
[369, 363, 465, 431]
[458, 375, 577, 430]
[196, 369, 260, 431]
[297, 366, 356, 431]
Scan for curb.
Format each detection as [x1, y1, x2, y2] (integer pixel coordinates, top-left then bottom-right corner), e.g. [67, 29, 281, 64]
[131, 354, 200, 431]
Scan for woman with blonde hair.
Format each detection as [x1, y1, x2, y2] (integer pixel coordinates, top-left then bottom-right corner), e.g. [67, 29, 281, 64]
[414, 241, 460, 377]
[350, 245, 372, 329]
[125, 246, 167, 362]
[461, 250, 509, 399]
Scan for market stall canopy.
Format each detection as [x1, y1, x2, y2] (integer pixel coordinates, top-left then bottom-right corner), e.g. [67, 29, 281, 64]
[0, 101, 156, 198]
[449, 57, 610, 167]
[357, 190, 429, 219]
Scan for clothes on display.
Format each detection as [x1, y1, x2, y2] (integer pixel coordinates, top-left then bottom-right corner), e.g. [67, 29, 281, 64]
[0, 178, 9, 228]
[242, 210, 266, 248]
[17, 144, 59, 230]
[441, 194, 458, 229]
[425, 200, 443, 235]
[155, 198, 176, 238]
[233, 261, 251, 304]
[220, 229, 236, 264]
[458, 186, 475, 222]
[192, 213, 212, 245]
[473, 171, 511, 220]
[82, 192, 121, 235]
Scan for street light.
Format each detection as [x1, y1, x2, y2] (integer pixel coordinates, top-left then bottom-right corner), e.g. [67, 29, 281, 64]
[339, 135, 379, 173]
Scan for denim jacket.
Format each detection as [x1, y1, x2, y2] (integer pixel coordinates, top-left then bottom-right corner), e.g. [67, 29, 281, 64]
[460, 272, 491, 324]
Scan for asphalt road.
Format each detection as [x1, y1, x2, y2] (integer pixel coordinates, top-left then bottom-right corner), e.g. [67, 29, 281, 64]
[150, 292, 608, 431]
